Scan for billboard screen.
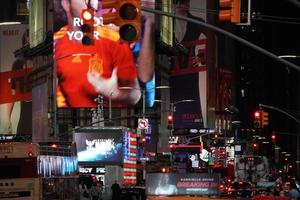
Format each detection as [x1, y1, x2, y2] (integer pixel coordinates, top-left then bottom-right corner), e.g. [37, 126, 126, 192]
[171, 0, 207, 129]
[53, 0, 155, 108]
[146, 173, 220, 196]
[0, 24, 32, 135]
[74, 128, 123, 164]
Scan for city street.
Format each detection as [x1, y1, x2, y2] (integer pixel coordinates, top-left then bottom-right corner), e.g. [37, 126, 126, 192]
[0, 0, 300, 199]
[147, 196, 248, 200]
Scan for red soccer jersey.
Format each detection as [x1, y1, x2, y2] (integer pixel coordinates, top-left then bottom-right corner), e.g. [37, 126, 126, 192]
[54, 26, 137, 107]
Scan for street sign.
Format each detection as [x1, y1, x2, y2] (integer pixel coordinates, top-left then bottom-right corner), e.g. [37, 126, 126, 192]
[138, 118, 148, 130]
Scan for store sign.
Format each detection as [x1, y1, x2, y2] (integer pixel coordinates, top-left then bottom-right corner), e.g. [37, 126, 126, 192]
[146, 173, 220, 196]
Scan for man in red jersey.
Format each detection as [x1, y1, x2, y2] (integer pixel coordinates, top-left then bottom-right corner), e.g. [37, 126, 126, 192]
[54, 0, 143, 108]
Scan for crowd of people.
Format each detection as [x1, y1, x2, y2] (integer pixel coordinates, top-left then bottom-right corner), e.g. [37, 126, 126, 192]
[250, 176, 300, 200]
[79, 177, 121, 200]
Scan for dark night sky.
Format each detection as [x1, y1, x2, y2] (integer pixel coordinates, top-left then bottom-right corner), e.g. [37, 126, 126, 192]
[236, 0, 300, 160]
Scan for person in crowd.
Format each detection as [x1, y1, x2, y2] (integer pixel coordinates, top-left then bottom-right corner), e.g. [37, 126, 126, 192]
[79, 181, 90, 200]
[90, 182, 101, 200]
[288, 180, 300, 200]
[111, 180, 121, 200]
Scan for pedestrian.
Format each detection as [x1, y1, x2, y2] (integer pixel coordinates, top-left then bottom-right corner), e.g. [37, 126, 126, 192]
[111, 180, 121, 200]
[90, 182, 101, 200]
[79, 181, 90, 200]
[288, 180, 300, 200]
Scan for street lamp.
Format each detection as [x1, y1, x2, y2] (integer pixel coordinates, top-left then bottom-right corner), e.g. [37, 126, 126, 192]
[118, 86, 170, 119]
[155, 99, 195, 113]
[278, 55, 300, 59]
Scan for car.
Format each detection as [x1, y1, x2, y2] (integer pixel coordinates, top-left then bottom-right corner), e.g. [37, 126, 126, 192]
[231, 181, 254, 198]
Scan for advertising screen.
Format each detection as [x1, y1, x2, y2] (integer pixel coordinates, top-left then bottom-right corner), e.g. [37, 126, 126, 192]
[171, 0, 207, 129]
[53, 0, 155, 108]
[74, 128, 123, 164]
[0, 24, 32, 135]
[146, 173, 220, 196]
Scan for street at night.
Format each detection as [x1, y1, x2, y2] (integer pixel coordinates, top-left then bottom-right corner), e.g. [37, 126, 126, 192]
[0, 0, 299, 199]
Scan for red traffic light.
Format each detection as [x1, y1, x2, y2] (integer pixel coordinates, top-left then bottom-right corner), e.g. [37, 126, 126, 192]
[271, 133, 276, 141]
[254, 111, 260, 118]
[81, 9, 94, 45]
[167, 114, 174, 130]
[82, 9, 93, 21]
[253, 110, 262, 128]
[28, 146, 33, 157]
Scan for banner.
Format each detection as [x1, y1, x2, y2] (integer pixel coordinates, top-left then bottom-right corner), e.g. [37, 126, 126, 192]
[171, 0, 207, 129]
[0, 24, 31, 135]
[146, 173, 220, 196]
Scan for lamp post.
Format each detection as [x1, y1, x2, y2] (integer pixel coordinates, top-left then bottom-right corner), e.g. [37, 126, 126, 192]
[119, 86, 170, 119]
[155, 99, 195, 114]
[155, 99, 194, 133]
[108, 92, 113, 121]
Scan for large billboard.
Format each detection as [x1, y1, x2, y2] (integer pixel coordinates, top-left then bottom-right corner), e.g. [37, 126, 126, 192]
[74, 128, 124, 164]
[53, 0, 156, 108]
[146, 173, 220, 196]
[171, 0, 207, 129]
[0, 24, 32, 135]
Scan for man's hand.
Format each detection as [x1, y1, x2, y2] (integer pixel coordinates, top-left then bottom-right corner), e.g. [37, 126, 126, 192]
[87, 67, 119, 98]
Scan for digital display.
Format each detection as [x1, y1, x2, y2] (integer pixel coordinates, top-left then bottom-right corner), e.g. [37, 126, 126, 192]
[53, 0, 155, 108]
[170, 0, 207, 129]
[146, 173, 220, 196]
[74, 128, 123, 164]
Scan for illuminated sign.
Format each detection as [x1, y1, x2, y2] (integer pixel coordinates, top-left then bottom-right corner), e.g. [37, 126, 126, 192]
[53, 0, 155, 108]
[74, 128, 123, 164]
[146, 173, 220, 196]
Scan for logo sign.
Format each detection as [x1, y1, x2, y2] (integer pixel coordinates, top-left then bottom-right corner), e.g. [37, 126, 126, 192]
[138, 118, 148, 130]
[200, 149, 209, 162]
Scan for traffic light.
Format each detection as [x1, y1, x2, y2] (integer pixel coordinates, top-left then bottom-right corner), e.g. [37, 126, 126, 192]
[167, 114, 173, 130]
[102, 0, 141, 42]
[213, 133, 219, 139]
[81, 9, 94, 45]
[262, 111, 269, 127]
[271, 132, 276, 143]
[253, 110, 262, 128]
[219, 0, 241, 24]
[252, 142, 258, 149]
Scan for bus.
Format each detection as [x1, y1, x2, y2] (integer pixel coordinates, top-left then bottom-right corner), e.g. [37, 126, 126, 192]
[0, 142, 79, 200]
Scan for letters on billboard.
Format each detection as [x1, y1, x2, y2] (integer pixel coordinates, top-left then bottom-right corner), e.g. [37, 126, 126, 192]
[0, 24, 32, 135]
[53, 0, 155, 108]
[146, 173, 220, 196]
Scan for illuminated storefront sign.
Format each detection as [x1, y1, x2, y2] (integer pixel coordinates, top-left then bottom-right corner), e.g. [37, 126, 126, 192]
[146, 173, 220, 196]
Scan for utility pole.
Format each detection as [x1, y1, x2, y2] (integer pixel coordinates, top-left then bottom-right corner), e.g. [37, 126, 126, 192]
[92, 95, 104, 127]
